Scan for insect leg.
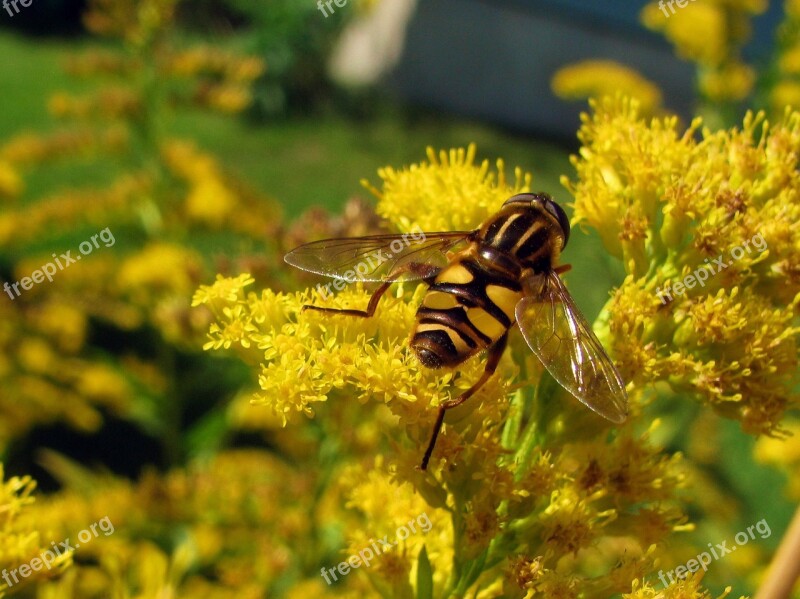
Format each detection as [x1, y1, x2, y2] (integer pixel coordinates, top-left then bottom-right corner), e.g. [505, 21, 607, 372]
[302, 262, 438, 318]
[553, 263, 571, 275]
[420, 331, 508, 470]
[302, 280, 394, 318]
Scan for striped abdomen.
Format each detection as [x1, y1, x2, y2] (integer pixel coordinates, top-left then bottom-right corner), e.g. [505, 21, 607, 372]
[411, 250, 522, 369]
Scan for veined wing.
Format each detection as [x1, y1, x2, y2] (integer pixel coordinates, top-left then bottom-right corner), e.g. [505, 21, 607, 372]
[284, 231, 472, 282]
[514, 270, 628, 423]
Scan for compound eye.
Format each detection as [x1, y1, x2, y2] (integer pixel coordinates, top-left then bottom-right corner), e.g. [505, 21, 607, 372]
[544, 199, 571, 249]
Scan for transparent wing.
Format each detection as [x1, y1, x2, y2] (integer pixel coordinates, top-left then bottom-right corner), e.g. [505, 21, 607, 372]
[515, 270, 628, 423]
[284, 231, 472, 282]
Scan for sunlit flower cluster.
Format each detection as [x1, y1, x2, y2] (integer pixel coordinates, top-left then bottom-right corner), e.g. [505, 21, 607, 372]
[363, 143, 531, 232]
[195, 141, 749, 596]
[0, 466, 72, 595]
[565, 95, 800, 434]
[0, 296, 137, 451]
[8, 450, 355, 598]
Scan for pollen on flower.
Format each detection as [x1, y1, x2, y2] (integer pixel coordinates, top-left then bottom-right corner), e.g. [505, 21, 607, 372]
[363, 143, 532, 233]
[193, 136, 779, 597]
[624, 574, 737, 599]
[192, 273, 256, 306]
[566, 95, 800, 436]
[540, 488, 602, 556]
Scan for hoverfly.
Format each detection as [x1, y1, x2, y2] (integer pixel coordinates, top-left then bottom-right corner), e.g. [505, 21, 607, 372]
[285, 193, 628, 470]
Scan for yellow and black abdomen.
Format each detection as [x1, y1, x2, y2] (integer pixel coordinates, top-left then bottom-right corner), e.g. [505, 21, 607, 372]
[411, 251, 522, 369]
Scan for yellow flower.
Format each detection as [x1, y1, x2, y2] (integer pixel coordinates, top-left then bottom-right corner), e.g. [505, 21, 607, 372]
[363, 143, 532, 232]
[47, 88, 140, 121]
[83, 0, 178, 47]
[754, 419, 800, 498]
[186, 176, 239, 226]
[754, 419, 800, 464]
[641, 0, 765, 111]
[29, 450, 320, 598]
[202, 84, 254, 113]
[341, 458, 452, 594]
[565, 95, 800, 435]
[30, 301, 87, 353]
[771, 80, 800, 112]
[641, 2, 729, 66]
[0, 159, 22, 199]
[699, 61, 755, 102]
[623, 576, 740, 598]
[552, 60, 663, 116]
[192, 273, 256, 306]
[116, 242, 202, 302]
[0, 465, 73, 585]
[75, 364, 131, 410]
[197, 143, 728, 597]
[778, 45, 800, 75]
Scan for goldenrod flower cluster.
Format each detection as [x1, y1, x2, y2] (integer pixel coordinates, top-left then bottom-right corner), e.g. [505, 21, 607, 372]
[0, 0, 278, 452]
[2, 451, 354, 598]
[0, 295, 134, 449]
[565, 95, 799, 435]
[0, 466, 72, 595]
[552, 0, 772, 127]
[195, 137, 764, 596]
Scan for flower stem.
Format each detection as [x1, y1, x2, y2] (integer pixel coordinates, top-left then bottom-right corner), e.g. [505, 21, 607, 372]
[755, 504, 800, 599]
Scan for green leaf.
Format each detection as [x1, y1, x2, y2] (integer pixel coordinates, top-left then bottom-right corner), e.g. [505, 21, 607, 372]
[416, 545, 433, 599]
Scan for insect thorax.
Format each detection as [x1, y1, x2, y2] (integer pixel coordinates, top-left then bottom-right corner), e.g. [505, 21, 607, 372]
[477, 204, 562, 272]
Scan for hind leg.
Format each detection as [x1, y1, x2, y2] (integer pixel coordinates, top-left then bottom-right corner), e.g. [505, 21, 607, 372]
[420, 331, 508, 470]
